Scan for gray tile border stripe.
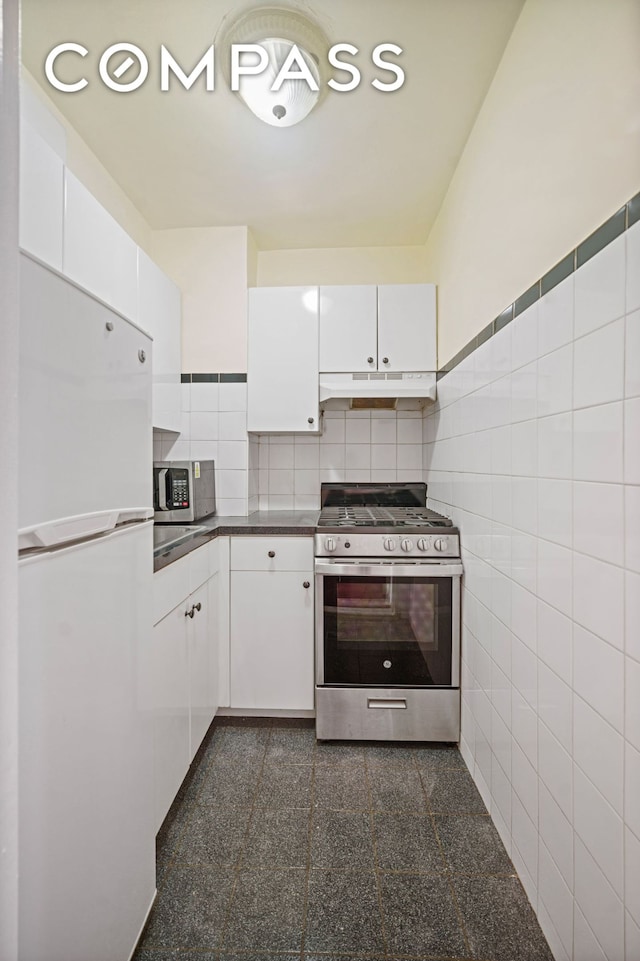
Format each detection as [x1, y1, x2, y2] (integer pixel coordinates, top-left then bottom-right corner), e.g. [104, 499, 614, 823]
[439, 191, 638, 379]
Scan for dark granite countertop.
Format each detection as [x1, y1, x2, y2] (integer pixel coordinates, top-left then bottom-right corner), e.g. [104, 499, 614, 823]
[153, 511, 319, 572]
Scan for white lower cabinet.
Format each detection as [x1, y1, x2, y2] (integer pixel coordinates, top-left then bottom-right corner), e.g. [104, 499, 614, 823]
[152, 541, 219, 831]
[229, 536, 314, 712]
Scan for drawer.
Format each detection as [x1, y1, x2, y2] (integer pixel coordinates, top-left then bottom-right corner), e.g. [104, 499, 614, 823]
[230, 535, 313, 572]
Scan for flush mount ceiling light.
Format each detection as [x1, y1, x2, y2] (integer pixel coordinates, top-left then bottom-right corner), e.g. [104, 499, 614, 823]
[217, 5, 329, 127]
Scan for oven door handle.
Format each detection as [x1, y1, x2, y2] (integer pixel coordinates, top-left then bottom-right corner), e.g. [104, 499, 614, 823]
[314, 560, 463, 578]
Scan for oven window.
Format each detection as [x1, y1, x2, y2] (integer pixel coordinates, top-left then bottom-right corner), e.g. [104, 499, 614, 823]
[321, 575, 453, 687]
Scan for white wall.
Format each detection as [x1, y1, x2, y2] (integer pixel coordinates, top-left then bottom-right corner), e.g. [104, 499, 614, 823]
[0, 0, 20, 957]
[424, 220, 640, 961]
[257, 244, 428, 287]
[150, 227, 251, 374]
[424, 0, 640, 366]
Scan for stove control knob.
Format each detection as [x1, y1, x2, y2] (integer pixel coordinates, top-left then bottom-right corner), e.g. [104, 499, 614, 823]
[417, 538, 430, 552]
[325, 537, 337, 553]
[383, 538, 397, 551]
[401, 538, 414, 552]
[434, 538, 448, 552]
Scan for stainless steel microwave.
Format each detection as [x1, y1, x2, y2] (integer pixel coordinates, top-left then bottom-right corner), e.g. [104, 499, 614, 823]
[153, 460, 215, 523]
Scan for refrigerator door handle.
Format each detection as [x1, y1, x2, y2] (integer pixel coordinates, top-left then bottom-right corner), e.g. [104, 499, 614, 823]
[18, 507, 154, 551]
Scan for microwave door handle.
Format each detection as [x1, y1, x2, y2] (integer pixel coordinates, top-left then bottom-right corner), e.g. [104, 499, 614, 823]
[158, 469, 169, 510]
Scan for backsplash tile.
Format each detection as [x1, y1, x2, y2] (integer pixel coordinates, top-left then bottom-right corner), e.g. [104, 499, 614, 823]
[424, 196, 639, 961]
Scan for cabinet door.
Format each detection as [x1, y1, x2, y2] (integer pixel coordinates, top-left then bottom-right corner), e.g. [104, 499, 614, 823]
[19, 121, 64, 270]
[151, 603, 190, 832]
[138, 250, 182, 432]
[63, 171, 138, 320]
[319, 285, 377, 372]
[377, 284, 437, 372]
[247, 286, 319, 432]
[188, 575, 219, 760]
[230, 570, 314, 710]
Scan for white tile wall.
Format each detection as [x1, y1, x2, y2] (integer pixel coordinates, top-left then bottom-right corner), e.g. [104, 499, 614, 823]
[153, 380, 250, 515]
[423, 219, 640, 961]
[257, 409, 425, 511]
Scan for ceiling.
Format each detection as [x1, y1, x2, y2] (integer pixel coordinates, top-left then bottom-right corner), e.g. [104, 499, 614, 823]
[21, 0, 525, 250]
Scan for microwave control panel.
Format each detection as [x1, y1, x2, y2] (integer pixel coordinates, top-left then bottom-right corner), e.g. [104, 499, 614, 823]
[168, 469, 190, 508]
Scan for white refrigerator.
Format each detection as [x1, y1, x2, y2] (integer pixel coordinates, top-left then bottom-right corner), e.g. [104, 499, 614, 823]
[18, 254, 156, 961]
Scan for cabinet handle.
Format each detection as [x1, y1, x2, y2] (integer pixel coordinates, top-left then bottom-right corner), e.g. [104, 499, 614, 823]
[303, 581, 310, 589]
[382, 356, 389, 364]
[185, 606, 195, 618]
[367, 356, 374, 364]
[268, 550, 276, 558]
[194, 602, 202, 613]
[138, 349, 147, 364]
[105, 321, 114, 332]
[307, 417, 314, 425]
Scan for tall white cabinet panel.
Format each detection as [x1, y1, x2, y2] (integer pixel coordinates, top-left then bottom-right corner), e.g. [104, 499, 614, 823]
[18, 256, 152, 534]
[63, 171, 138, 320]
[18, 523, 155, 961]
[138, 250, 182, 432]
[319, 285, 378, 372]
[230, 536, 314, 711]
[151, 542, 219, 831]
[247, 286, 319, 432]
[377, 284, 437, 371]
[151, 598, 191, 832]
[189, 573, 220, 759]
[19, 122, 64, 270]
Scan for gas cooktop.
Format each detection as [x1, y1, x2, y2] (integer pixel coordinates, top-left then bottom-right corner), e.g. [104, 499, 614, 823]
[315, 484, 459, 560]
[316, 505, 454, 529]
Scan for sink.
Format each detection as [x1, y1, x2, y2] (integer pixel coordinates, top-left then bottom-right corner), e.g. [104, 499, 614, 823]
[153, 525, 208, 556]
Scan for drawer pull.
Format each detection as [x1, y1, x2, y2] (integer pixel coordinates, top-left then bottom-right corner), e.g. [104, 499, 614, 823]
[268, 550, 276, 558]
[303, 581, 310, 589]
[194, 602, 202, 612]
[367, 698, 407, 710]
[185, 606, 195, 618]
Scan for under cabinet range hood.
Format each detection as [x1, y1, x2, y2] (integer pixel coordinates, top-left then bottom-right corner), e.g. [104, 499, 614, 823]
[319, 371, 437, 410]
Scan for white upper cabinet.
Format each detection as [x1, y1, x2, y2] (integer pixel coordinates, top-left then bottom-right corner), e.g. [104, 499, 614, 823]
[377, 284, 437, 371]
[19, 122, 64, 271]
[319, 285, 378, 372]
[63, 171, 138, 321]
[247, 286, 320, 433]
[138, 250, 182, 432]
[319, 283, 437, 373]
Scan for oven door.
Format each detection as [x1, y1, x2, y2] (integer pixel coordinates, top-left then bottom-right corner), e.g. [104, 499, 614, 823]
[315, 560, 462, 688]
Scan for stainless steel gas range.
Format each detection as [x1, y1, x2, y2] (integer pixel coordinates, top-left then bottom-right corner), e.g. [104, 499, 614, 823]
[314, 483, 462, 742]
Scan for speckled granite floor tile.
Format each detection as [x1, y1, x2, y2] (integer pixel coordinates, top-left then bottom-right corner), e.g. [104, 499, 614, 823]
[305, 870, 385, 953]
[197, 757, 262, 808]
[242, 808, 310, 868]
[134, 720, 553, 961]
[420, 768, 488, 814]
[367, 766, 428, 812]
[254, 762, 313, 808]
[435, 814, 515, 875]
[313, 763, 369, 810]
[454, 876, 555, 960]
[174, 805, 252, 867]
[137, 865, 235, 951]
[265, 726, 316, 763]
[380, 873, 468, 957]
[221, 868, 306, 952]
[373, 812, 446, 873]
[311, 809, 375, 869]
